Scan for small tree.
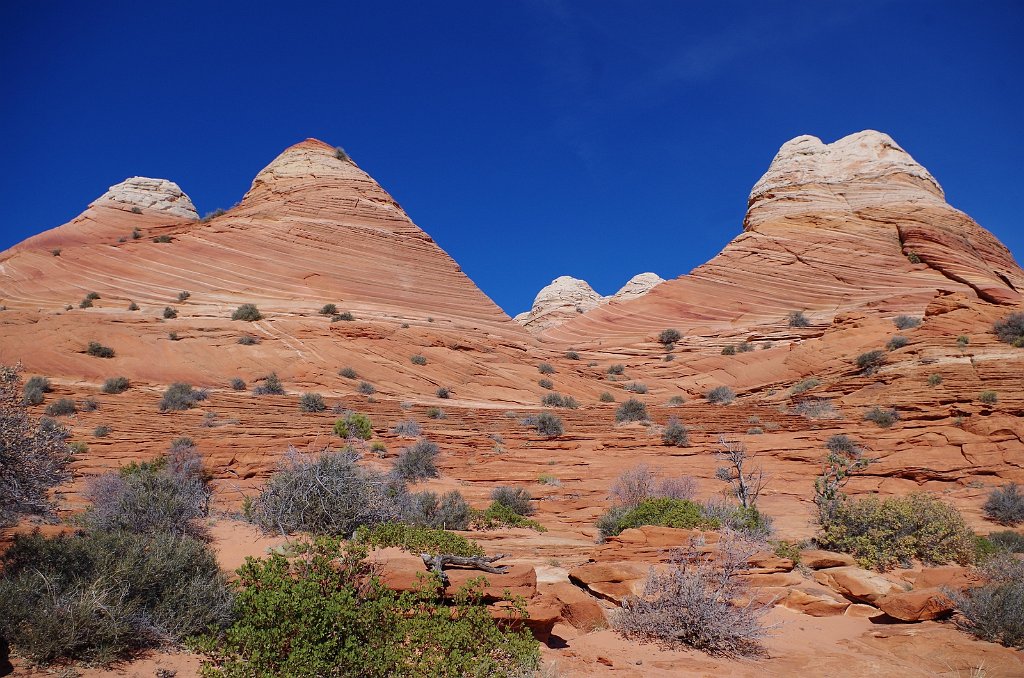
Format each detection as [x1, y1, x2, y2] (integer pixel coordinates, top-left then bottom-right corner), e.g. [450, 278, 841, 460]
[814, 435, 873, 523]
[714, 436, 766, 510]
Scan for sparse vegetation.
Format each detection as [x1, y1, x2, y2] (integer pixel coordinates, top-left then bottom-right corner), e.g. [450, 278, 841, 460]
[706, 385, 735, 404]
[983, 484, 1024, 526]
[86, 341, 115, 358]
[393, 439, 440, 481]
[893, 315, 921, 330]
[615, 397, 649, 423]
[490, 486, 534, 516]
[950, 554, 1024, 649]
[401, 490, 472, 531]
[391, 419, 421, 437]
[101, 376, 130, 394]
[232, 303, 263, 321]
[253, 372, 285, 395]
[538, 378, 553, 390]
[93, 425, 110, 437]
[435, 386, 450, 399]
[319, 303, 338, 316]
[979, 390, 998, 405]
[721, 344, 736, 355]
[22, 376, 52, 405]
[658, 328, 681, 346]
[355, 520, 479, 556]
[599, 391, 615, 403]
[957, 334, 970, 348]
[886, 335, 908, 351]
[856, 349, 885, 374]
[237, 334, 260, 345]
[332, 311, 356, 322]
[160, 383, 203, 411]
[230, 377, 246, 390]
[599, 498, 717, 539]
[128, 300, 139, 311]
[532, 412, 564, 436]
[788, 310, 810, 328]
[789, 377, 820, 395]
[541, 393, 578, 409]
[607, 364, 625, 376]
[333, 412, 373, 440]
[163, 306, 178, 319]
[45, 398, 77, 416]
[410, 354, 427, 365]
[537, 362, 555, 374]
[565, 350, 580, 360]
[298, 392, 327, 412]
[624, 381, 648, 394]
[426, 407, 446, 419]
[357, 381, 376, 395]
[928, 373, 942, 386]
[339, 366, 358, 379]
[168, 331, 180, 341]
[993, 312, 1024, 346]
[152, 234, 173, 243]
[863, 405, 899, 428]
[662, 416, 689, 446]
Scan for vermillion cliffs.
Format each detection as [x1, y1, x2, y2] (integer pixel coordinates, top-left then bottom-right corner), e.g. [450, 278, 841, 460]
[3, 131, 1024, 676]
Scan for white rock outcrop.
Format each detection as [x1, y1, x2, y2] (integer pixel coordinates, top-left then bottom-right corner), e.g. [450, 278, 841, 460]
[92, 177, 198, 219]
[515, 273, 664, 331]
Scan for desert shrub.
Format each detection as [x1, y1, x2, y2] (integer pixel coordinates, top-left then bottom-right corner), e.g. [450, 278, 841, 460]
[533, 412, 564, 436]
[82, 448, 211, 538]
[231, 303, 263, 321]
[565, 350, 580, 360]
[319, 303, 338, 316]
[537, 362, 555, 375]
[45, 398, 77, 416]
[863, 405, 899, 428]
[667, 395, 684, 406]
[491, 486, 533, 516]
[886, 335, 908, 351]
[177, 291, 190, 302]
[230, 377, 246, 390]
[163, 306, 178, 319]
[608, 465, 697, 509]
[928, 373, 942, 386]
[391, 418, 421, 437]
[393, 439, 440, 481]
[993, 312, 1024, 346]
[0, 366, 70, 527]
[721, 344, 736, 355]
[160, 382, 202, 411]
[599, 391, 615, 403]
[537, 378, 553, 390]
[201, 208, 226, 222]
[191, 539, 539, 677]
[894, 315, 921, 330]
[906, 251, 921, 263]
[51, 248, 61, 256]
[988, 531, 1024, 553]
[816, 493, 976, 570]
[247, 449, 404, 536]
[80, 397, 99, 412]
[789, 378, 820, 395]
[93, 425, 110, 437]
[737, 341, 754, 353]
[615, 533, 772, 657]
[410, 354, 427, 365]
[358, 381, 376, 395]
[793, 397, 837, 419]
[426, 407, 446, 419]
[86, 341, 115, 358]
[0, 529, 232, 665]
[541, 393, 578, 409]
[659, 328, 681, 346]
[984, 484, 1024, 526]
[168, 331, 180, 341]
[825, 434, 859, 456]
[607, 364, 625, 376]
[949, 555, 1024, 649]
[615, 397, 649, 422]
[958, 334, 971, 347]
[598, 498, 717, 539]
[355, 521, 481, 557]
[253, 372, 285, 395]
[538, 473, 560, 486]
[435, 386, 450, 398]
[332, 311, 356, 322]
[662, 416, 689, 447]
[624, 381, 648, 394]
[788, 310, 810, 328]
[101, 376, 130, 394]
[856, 350, 885, 374]
[237, 334, 260, 345]
[334, 412, 373, 439]
[664, 354, 674, 361]
[299, 392, 327, 412]
[706, 386, 735, 404]
[22, 376, 51, 405]
[402, 490, 472, 531]
[339, 366, 358, 379]
[979, 390, 998, 405]
[128, 300, 139, 310]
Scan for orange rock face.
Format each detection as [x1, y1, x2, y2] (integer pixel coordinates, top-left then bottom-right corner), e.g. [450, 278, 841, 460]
[3, 131, 1024, 677]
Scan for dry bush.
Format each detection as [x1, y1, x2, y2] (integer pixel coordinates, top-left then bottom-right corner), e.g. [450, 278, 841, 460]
[608, 464, 697, 508]
[0, 365, 71, 527]
[490, 486, 534, 516]
[706, 386, 735, 404]
[391, 418, 421, 437]
[615, 532, 774, 657]
[993, 312, 1024, 346]
[615, 398, 648, 422]
[403, 490, 471, 530]
[662, 416, 689, 446]
[298, 392, 327, 412]
[949, 554, 1024, 649]
[392, 439, 440, 481]
[984, 483, 1024, 526]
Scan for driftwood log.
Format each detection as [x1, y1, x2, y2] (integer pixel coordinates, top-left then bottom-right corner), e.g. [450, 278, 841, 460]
[420, 552, 510, 588]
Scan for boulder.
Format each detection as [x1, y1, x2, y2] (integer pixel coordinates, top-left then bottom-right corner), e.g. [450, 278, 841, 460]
[781, 585, 852, 617]
[567, 562, 648, 605]
[800, 549, 857, 569]
[875, 589, 955, 622]
[814, 566, 904, 603]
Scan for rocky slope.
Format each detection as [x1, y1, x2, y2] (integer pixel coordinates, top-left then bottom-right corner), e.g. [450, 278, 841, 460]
[515, 272, 665, 331]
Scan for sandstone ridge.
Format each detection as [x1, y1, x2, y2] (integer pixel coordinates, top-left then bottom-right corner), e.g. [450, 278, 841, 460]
[515, 272, 665, 331]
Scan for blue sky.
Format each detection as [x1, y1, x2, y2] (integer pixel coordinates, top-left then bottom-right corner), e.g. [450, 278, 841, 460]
[1, 1, 1021, 315]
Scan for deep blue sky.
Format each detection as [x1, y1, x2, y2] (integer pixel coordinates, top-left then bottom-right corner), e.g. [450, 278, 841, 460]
[1, 1, 1021, 315]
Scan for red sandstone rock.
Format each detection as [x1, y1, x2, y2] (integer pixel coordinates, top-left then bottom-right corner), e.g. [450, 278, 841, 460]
[800, 549, 857, 569]
[814, 567, 904, 603]
[875, 589, 954, 621]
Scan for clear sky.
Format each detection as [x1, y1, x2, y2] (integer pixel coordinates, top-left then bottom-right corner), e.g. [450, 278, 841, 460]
[1, 1, 1021, 315]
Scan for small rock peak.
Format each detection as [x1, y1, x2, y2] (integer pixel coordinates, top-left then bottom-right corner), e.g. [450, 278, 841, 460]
[241, 137, 367, 203]
[612, 272, 665, 302]
[91, 177, 198, 219]
[749, 130, 944, 204]
[531, 276, 603, 308]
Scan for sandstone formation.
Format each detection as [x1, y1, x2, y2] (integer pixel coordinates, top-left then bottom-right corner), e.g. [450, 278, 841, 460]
[514, 272, 664, 331]
[94, 176, 199, 219]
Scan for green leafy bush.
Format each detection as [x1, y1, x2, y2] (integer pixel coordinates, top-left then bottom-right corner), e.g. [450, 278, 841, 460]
[598, 498, 718, 540]
[354, 522, 482, 557]
[231, 303, 263, 321]
[101, 376, 130, 394]
[615, 397, 648, 422]
[979, 390, 998, 405]
[334, 412, 373, 439]
[816, 493, 977, 570]
[192, 540, 539, 677]
[472, 502, 546, 532]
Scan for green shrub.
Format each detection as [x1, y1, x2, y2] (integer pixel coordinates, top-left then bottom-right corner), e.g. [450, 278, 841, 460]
[191, 540, 539, 677]
[599, 391, 615, 403]
[789, 378, 820, 395]
[355, 522, 481, 557]
[537, 362, 555, 374]
[426, 407, 446, 419]
[957, 334, 970, 347]
[540, 393, 578, 409]
[153, 235, 173, 243]
[410, 354, 427, 365]
[658, 328, 681, 346]
[0, 529, 231, 665]
[247, 450, 403, 536]
[816, 493, 976, 570]
[984, 484, 1024, 526]
[706, 386, 735, 404]
[928, 373, 942, 386]
[864, 405, 898, 427]
[894, 315, 921, 330]
[160, 382, 202, 411]
[950, 555, 1024, 649]
[332, 311, 356, 322]
[788, 310, 810, 328]
[299, 392, 327, 412]
[979, 390, 998, 405]
[615, 398, 648, 422]
[101, 376, 130, 394]
[992, 313, 1024, 345]
[334, 412, 373, 439]
[319, 303, 338, 316]
[472, 502, 546, 532]
[402, 490, 472, 531]
[597, 498, 717, 540]
[93, 425, 111, 437]
[45, 398, 77, 416]
[988, 531, 1024, 553]
[339, 366, 358, 379]
[232, 303, 263, 321]
[393, 439, 440, 481]
[253, 372, 285, 395]
[163, 306, 178, 319]
[662, 416, 689, 447]
[86, 341, 115, 358]
[856, 350, 885, 374]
